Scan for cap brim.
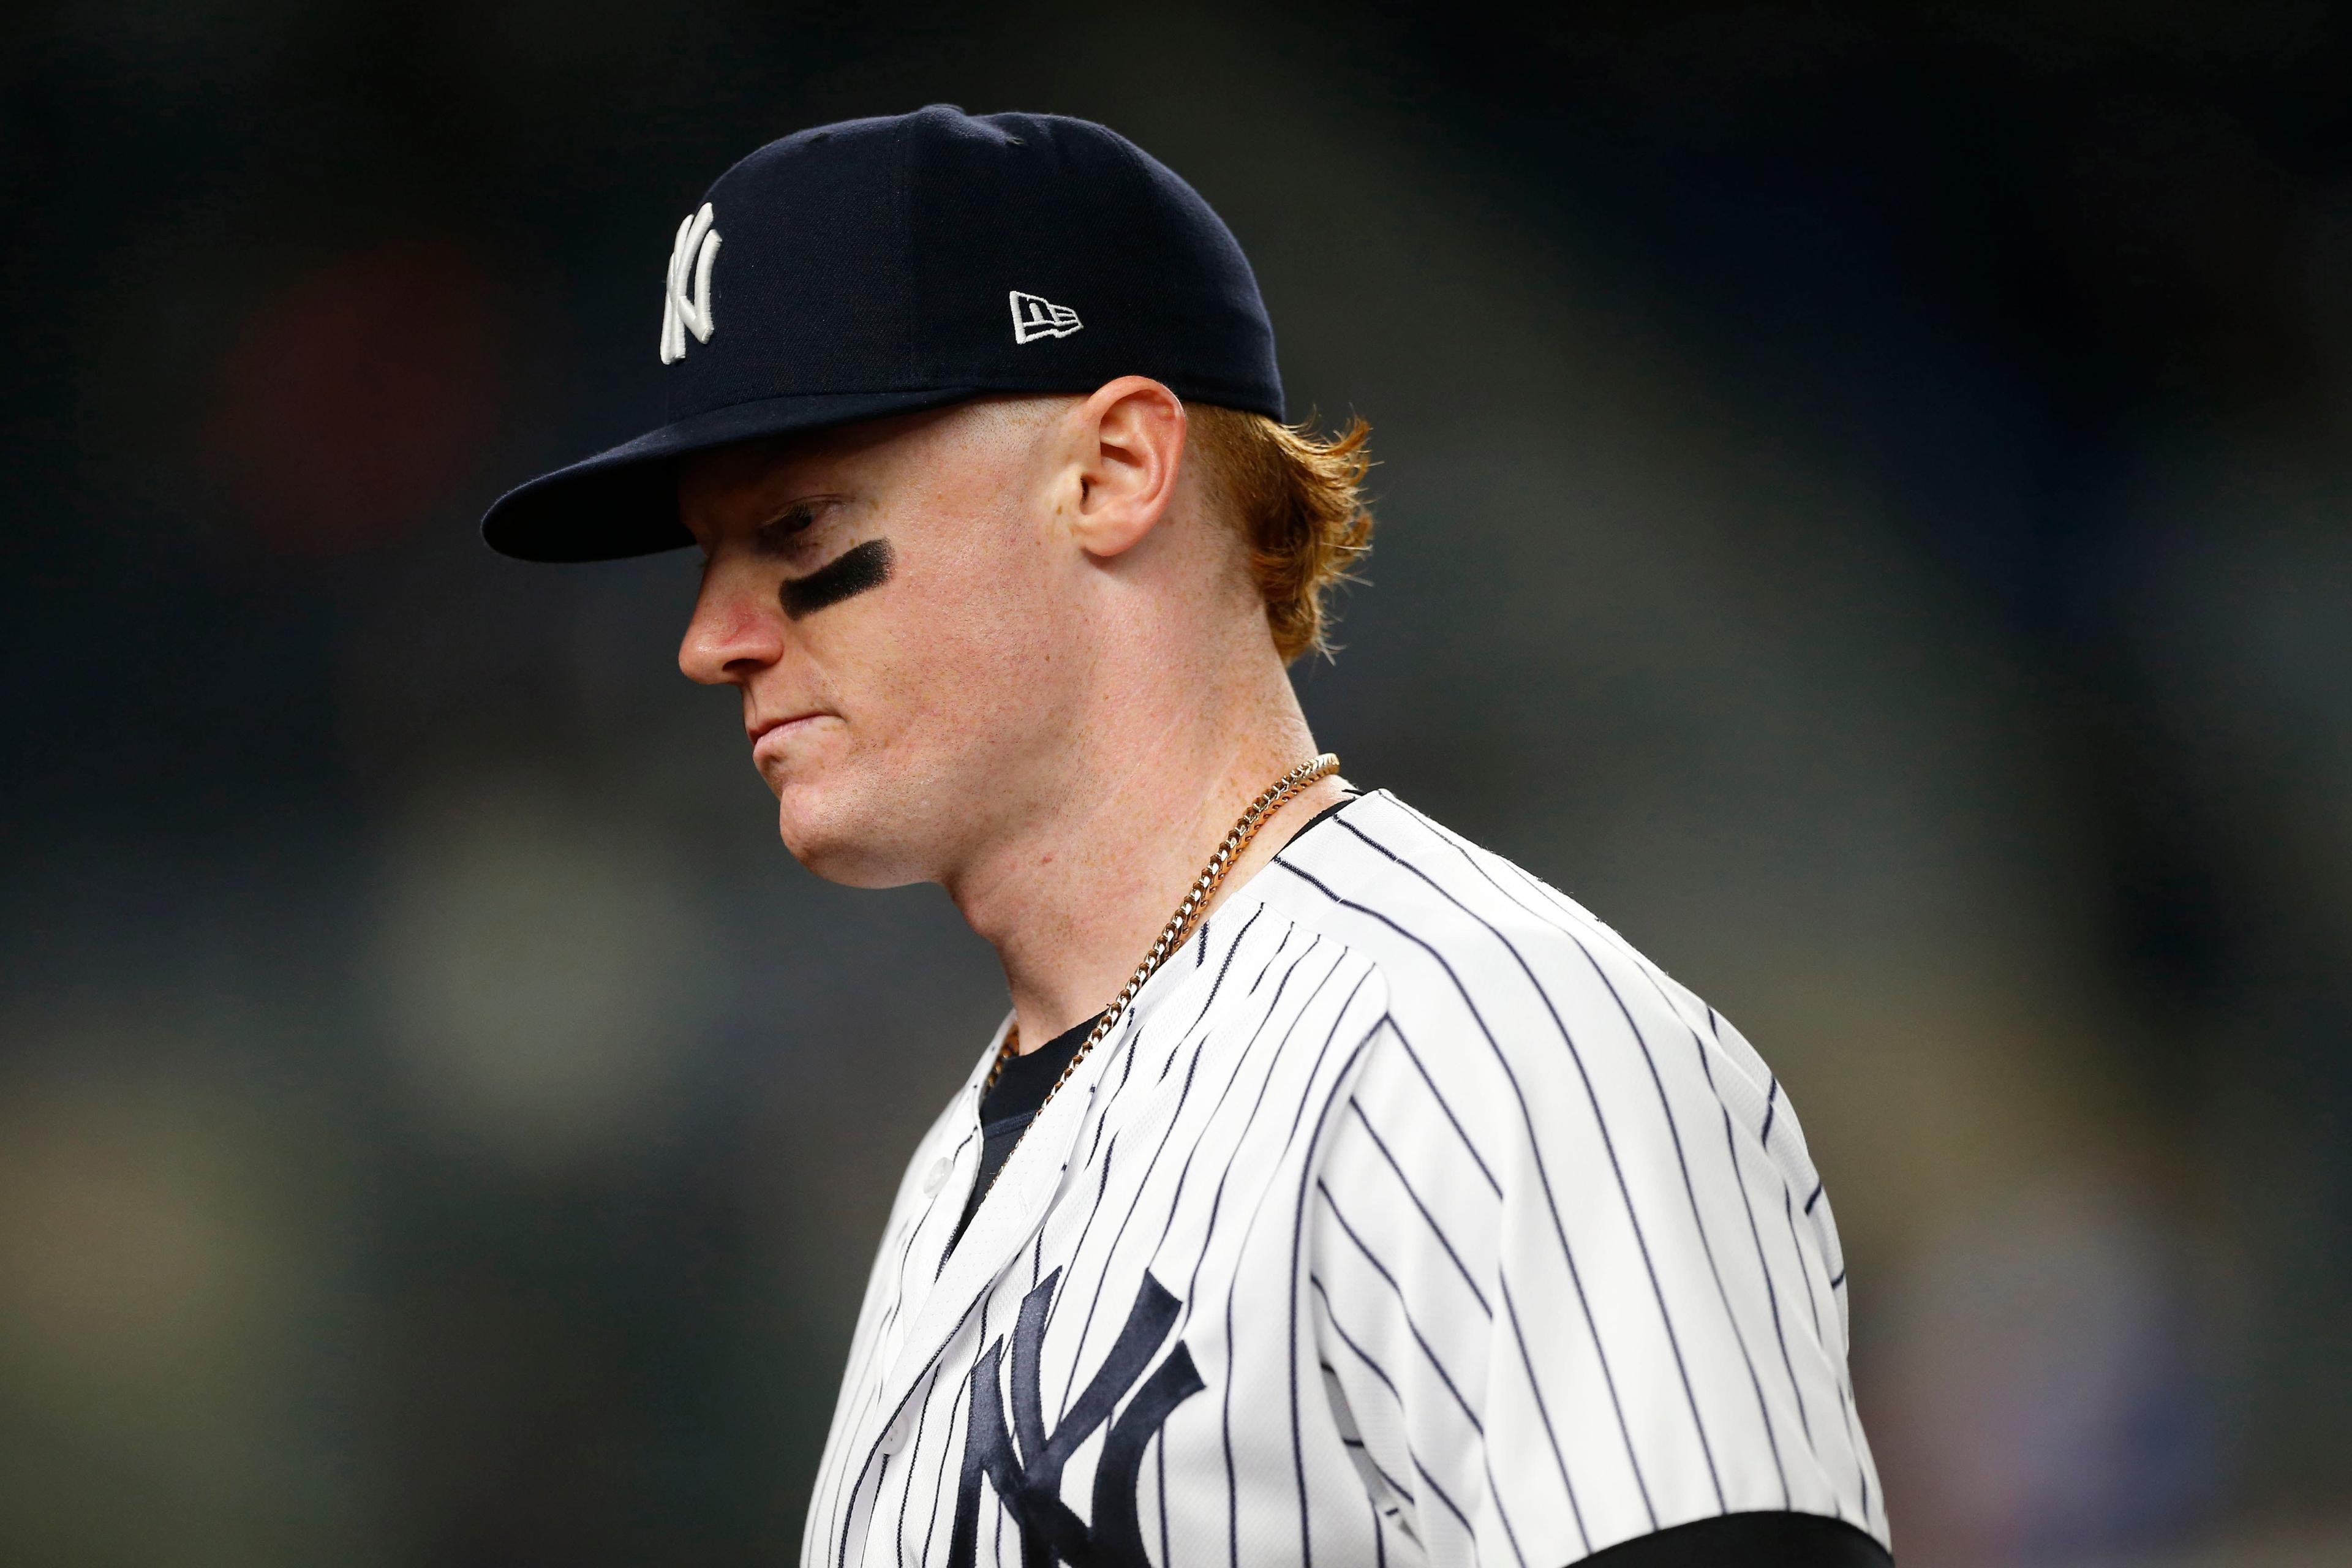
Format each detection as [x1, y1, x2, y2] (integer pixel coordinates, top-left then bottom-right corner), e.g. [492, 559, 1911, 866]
[480, 386, 986, 562]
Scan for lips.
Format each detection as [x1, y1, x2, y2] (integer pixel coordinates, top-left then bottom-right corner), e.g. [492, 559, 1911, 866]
[748, 710, 834, 768]
[747, 711, 825, 746]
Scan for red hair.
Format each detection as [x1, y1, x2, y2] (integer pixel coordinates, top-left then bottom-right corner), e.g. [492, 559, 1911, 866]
[1186, 404, 1375, 663]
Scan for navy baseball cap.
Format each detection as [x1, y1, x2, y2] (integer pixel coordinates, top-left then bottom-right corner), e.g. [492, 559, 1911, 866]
[481, 105, 1286, 562]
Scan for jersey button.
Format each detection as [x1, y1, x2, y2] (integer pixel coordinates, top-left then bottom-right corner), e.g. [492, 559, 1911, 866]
[921, 1155, 951, 1196]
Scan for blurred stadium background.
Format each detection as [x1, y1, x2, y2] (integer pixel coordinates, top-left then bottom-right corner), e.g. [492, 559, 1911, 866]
[6, 3, 2352, 1564]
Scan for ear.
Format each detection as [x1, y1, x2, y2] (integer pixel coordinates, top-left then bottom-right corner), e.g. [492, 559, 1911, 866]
[1065, 377, 1187, 560]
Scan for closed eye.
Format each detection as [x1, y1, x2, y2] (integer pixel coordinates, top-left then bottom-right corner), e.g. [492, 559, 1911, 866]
[755, 499, 834, 555]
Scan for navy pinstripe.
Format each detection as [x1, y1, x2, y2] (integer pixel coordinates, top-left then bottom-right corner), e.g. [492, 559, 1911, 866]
[800, 791, 1885, 1568]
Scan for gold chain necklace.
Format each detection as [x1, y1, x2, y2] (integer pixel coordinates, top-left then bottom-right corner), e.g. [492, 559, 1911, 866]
[984, 753, 1341, 1120]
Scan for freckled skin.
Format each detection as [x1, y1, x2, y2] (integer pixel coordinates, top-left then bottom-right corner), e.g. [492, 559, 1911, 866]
[674, 380, 1343, 1047]
[676, 399, 1096, 890]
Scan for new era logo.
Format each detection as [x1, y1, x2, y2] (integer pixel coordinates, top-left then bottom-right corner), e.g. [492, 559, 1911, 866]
[1009, 290, 1082, 344]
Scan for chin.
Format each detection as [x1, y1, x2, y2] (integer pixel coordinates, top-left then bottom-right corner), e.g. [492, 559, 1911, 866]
[775, 785, 927, 889]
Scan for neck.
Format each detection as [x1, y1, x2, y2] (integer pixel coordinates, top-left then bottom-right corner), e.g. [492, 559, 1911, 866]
[941, 643, 1345, 1054]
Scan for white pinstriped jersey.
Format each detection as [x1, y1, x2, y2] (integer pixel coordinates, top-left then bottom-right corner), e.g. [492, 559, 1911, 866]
[803, 791, 1887, 1568]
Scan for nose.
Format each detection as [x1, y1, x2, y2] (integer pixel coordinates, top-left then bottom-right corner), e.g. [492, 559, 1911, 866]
[678, 565, 785, 686]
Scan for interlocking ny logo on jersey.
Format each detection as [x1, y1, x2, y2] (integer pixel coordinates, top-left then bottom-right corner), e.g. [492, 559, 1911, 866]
[948, 1270, 1204, 1568]
[660, 202, 721, 364]
[1009, 291, 1082, 344]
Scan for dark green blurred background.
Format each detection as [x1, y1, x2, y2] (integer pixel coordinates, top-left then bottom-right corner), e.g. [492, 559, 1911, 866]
[6, 4, 2351, 1564]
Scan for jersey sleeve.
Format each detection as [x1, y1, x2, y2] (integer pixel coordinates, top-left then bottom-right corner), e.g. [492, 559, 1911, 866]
[1304, 925, 1885, 1567]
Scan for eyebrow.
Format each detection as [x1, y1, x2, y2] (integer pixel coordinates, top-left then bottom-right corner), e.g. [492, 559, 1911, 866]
[780, 538, 894, 620]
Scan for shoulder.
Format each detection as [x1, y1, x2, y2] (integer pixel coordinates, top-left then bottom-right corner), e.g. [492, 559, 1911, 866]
[1258, 792, 1813, 1199]
[1259, 791, 1733, 1077]
[1278, 801, 1885, 1551]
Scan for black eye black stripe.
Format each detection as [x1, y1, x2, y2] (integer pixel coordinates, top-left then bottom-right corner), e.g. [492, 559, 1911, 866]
[781, 538, 894, 619]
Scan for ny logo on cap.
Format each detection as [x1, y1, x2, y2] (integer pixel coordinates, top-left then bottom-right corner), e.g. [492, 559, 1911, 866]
[1009, 290, 1082, 344]
[660, 203, 722, 364]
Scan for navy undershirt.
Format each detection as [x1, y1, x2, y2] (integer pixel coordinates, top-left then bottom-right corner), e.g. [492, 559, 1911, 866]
[945, 792, 1361, 1255]
[946, 1009, 1100, 1253]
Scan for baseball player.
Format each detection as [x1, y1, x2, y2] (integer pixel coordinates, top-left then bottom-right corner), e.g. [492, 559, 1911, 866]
[483, 107, 1890, 1568]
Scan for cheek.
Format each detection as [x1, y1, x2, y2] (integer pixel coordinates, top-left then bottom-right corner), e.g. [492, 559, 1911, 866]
[869, 532, 1065, 741]
[896, 567, 1052, 724]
